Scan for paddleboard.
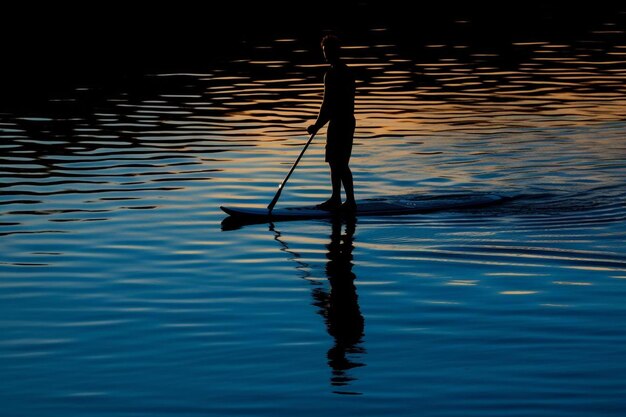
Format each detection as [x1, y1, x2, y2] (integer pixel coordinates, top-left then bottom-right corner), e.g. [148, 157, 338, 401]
[221, 193, 507, 221]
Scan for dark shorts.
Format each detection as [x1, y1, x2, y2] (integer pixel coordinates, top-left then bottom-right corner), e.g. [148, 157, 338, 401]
[325, 117, 355, 164]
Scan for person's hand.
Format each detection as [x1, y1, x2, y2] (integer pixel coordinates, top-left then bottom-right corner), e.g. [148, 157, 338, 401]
[307, 124, 319, 135]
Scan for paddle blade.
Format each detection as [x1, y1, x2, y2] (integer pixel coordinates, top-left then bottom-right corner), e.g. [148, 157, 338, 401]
[267, 185, 283, 211]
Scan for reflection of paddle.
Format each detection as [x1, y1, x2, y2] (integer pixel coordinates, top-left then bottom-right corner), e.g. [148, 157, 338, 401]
[268, 132, 317, 212]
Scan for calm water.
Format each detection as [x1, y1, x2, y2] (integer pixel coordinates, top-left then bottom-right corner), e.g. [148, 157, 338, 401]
[2, 14, 626, 417]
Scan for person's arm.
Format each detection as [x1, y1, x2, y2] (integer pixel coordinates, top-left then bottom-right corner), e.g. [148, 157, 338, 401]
[307, 73, 332, 134]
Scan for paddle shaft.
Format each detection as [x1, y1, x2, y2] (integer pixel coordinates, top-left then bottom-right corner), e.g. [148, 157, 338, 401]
[268, 132, 317, 211]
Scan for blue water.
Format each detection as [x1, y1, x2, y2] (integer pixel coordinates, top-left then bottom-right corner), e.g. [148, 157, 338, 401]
[2, 13, 626, 417]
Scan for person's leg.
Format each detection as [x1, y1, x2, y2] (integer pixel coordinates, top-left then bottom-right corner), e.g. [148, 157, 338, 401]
[340, 163, 356, 210]
[329, 162, 342, 202]
[341, 166, 355, 203]
[317, 162, 342, 210]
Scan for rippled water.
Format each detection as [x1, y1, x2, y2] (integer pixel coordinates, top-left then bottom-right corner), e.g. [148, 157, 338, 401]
[2, 14, 626, 417]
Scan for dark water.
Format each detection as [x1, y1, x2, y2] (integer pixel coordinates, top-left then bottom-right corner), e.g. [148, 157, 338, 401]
[2, 9, 626, 417]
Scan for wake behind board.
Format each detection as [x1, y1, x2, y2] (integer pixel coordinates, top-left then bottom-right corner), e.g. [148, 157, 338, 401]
[221, 193, 507, 221]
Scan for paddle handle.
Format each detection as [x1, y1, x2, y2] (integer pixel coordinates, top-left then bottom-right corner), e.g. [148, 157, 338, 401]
[268, 132, 317, 212]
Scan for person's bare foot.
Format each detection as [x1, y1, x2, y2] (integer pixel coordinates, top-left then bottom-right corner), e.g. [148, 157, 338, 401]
[340, 201, 357, 212]
[316, 199, 341, 211]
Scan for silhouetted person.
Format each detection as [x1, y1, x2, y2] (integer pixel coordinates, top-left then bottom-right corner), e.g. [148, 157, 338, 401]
[307, 35, 356, 211]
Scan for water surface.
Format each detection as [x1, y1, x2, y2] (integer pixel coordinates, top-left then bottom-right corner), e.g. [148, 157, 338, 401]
[2, 12, 626, 417]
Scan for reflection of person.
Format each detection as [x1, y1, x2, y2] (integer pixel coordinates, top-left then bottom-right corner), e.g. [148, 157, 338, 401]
[307, 34, 357, 211]
[318, 217, 365, 390]
[265, 216, 365, 393]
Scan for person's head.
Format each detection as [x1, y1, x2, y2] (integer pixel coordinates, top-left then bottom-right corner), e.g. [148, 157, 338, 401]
[321, 35, 341, 64]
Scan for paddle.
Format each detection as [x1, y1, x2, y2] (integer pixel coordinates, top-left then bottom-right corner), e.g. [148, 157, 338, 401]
[267, 131, 317, 212]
